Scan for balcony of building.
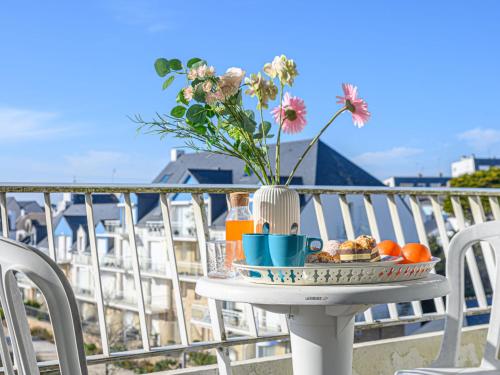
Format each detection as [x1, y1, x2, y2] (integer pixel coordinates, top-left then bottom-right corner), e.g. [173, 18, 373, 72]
[0, 182, 498, 374]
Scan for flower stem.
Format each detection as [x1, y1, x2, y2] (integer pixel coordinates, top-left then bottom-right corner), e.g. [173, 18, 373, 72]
[274, 84, 285, 184]
[284, 106, 348, 186]
[259, 104, 273, 181]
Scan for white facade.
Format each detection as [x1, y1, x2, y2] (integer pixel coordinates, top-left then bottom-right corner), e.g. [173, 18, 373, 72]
[451, 156, 477, 177]
[451, 155, 500, 177]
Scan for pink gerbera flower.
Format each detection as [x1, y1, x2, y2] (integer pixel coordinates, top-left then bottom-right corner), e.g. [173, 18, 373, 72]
[271, 92, 307, 134]
[336, 83, 370, 128]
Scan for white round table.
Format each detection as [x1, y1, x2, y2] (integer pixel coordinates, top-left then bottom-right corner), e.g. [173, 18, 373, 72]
[196, 274, 450, 375]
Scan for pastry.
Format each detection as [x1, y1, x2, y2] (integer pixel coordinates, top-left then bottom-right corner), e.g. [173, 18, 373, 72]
[324, 240, 341, 257]
[355, 235, 377, 250]
[370, 246, 381, 262]
[307, 251, 340, 263]
[338, 240, 372, 262]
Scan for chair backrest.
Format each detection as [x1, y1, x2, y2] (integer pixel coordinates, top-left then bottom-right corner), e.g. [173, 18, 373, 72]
[0, 238, 87, 375]
[434, 220, 500, 369]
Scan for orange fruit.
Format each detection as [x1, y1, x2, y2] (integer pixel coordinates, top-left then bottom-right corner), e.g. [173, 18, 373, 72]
[376, 240, 402, 257]
[401, 243, 432, 263]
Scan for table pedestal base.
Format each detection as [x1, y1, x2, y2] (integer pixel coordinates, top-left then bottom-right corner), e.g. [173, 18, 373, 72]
[259, 304, 369, 375]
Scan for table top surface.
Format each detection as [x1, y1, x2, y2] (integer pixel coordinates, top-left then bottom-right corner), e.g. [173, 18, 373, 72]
[195, 274, 450, 306]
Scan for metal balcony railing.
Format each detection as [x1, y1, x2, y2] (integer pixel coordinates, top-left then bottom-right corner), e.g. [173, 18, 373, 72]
[0, 183, 498, 374]
[72, 252, 204, 278]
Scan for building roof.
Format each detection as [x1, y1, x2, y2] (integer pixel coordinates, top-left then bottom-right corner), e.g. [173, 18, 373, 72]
[16, 212, 47, 230]
[7, 197, 43, 215]
[62, 203, 120, 223]
[153, 139, 381, 187]
[147, 139, 382, 226]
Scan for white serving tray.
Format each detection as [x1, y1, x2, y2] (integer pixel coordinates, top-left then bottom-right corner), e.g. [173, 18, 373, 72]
[233, 257, 440, 285]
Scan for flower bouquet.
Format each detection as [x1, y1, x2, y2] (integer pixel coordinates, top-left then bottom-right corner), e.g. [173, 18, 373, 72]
[135, 55, 370, 232]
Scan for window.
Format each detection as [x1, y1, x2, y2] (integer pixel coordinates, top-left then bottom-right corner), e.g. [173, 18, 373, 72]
[159, 174, 171, 183]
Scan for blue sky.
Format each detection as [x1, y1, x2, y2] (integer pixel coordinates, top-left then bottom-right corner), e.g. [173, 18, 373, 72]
[1, 0, 499, 183]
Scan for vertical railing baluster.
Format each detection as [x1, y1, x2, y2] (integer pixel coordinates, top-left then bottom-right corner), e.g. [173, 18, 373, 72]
[192, 193, 232, 375]
[468, 196, 496, 283]
[84, 193, 110, 356]
[124, 193, 151, 351]
[430, 197, 450, 254]
[362, 194, 394, 322]
[489, 197, 500, 220]
[160, 194, 189, 346]
[225, 194, 258, 337]
[451, 196, 488, 308]
[363, 195, 381, 242]
[43, 193, 56, 261]
[490, 197, 500, 220]
[338, 194, 355, 240]
[338, 194, 374, 322]
[0, 194, 13, 372]
[409, 195, 445, 314]
[0, 192, 8, 238]
[313, 194, 329, 242]
[387, 194, 423, 317]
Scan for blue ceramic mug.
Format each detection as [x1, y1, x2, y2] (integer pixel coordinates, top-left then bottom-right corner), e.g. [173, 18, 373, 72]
[298, 236, 323, 264]
[268, 234, 323, 267]
[242, 233, 272, 267]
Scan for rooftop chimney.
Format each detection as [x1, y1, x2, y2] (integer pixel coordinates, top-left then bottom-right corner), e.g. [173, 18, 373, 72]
[170, 148, 185, 162]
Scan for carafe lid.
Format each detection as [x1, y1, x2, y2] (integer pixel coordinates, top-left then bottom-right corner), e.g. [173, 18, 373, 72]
[229, 192, 249, 207]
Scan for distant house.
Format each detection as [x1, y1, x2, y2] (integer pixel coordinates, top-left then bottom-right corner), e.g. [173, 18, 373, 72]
[16, 212, 47, 246]
[384, 175, 451, 188]
[7, 197, 43, 239]
[52, 193, 120, 261]
[452, 155, 500, 177]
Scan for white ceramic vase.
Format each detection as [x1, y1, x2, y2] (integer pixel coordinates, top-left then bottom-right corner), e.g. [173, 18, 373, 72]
[253, 185, 300, 234]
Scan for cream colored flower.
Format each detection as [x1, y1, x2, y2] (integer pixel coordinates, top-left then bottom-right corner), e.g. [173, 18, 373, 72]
[187, 68, 197, 80]
[202, 80, 213, 93]
[197, 64, 215, 78]
[219, 67, 245, 98]
[245, 73, 278, 108]
[183, 86, 193, 101]
[187, 64, 216, 80]
[263, 55, 298, 86]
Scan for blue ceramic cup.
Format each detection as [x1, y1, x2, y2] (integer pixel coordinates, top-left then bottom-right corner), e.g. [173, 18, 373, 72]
[268, 234, 323, 267]
[298, 236, 323, 265]
[242, 234, 272, 267]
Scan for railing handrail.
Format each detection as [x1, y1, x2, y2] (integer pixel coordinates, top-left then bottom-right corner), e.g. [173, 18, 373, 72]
[0, 182, 499, 196]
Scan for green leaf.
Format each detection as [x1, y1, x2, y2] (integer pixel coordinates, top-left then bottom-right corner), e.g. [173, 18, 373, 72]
[244, 164, 252, 176]
[191, 78, 203, 87]
[192, 84, 206, 103]
[176, 90, 189, 105]
[204, 105, 215, 118]
[193, 124, 207, 135]
[169, 59, 183, 71]
[162, 76, 175, 90]
[187, 57, 202, 68]
[244, 110, 255, 121]
[191, 60, 208, 69]
[186, 104, 206, 123]
[154, 58, 170, 77]
[253, 121, 272, 139]
[241, 112, 257, 133]
[170, 105, 187, 118]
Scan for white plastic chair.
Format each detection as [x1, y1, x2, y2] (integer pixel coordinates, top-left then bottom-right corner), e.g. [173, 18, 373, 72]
[0, 238, 87, 375]
[396, 220, 500, 374]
